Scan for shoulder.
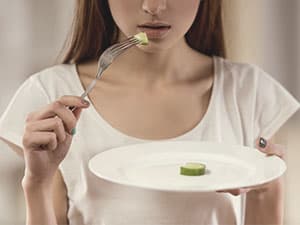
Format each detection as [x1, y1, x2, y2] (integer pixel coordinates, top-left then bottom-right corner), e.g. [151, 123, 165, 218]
[30, 64, 76, 85]
[217, 57, 282, 98]
[220, 57, 300, 136]
[220, 57, 272, 85]
[27, 63, 79, 100]
[222, 57, 294, 96]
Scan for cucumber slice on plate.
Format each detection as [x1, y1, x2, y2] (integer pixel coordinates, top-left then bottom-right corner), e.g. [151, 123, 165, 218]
[134, 32, 149, 45]
[180, 162, 206, 176]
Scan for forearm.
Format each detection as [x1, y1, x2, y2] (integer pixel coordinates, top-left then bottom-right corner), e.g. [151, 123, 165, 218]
[22, 178, 57, 225]
[245, 178, 284, 225]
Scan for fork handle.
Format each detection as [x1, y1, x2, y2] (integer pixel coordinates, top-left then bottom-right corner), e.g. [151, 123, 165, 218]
[68, 59, 105, 112]
[67, 78, 98, 112]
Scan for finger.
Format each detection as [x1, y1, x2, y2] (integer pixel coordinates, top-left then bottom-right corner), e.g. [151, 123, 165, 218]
[217, 188, 251, 196]
[29, 101, 85, 134]
[256, 137, 285, 158]
[26, 95, 89, 122]
[58, 95, 90, 108]
[25, 117, 67, 143]
[23, 131, 58, 151]
[31, 102, 76, 134]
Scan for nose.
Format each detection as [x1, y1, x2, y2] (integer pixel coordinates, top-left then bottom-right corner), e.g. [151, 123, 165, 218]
[142, 0, 167, 16]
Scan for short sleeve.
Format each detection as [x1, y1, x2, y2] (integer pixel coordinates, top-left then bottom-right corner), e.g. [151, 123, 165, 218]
[0, 74, 51, 148]
[253, 68, 300, 140]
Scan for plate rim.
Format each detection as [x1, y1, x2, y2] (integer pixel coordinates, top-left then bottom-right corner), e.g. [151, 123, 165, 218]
[88, 140, 286, 192]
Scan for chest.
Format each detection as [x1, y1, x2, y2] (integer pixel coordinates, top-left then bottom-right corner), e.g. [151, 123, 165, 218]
[86, 82, 212, 140]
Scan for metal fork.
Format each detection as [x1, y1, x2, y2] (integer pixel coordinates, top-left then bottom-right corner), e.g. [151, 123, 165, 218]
[69, 35, 141, 111]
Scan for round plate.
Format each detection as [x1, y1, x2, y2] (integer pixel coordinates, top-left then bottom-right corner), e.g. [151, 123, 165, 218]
[88, 141, 286, 192]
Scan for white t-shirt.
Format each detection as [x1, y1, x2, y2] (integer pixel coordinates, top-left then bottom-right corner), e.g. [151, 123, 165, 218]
[0, 56, 299, 225]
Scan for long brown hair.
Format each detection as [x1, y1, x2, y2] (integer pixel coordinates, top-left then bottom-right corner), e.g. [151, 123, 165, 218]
[62, 0, 226, 64]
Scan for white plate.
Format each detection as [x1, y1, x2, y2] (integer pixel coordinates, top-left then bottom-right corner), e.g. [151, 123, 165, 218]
[88, 141, 286, 192]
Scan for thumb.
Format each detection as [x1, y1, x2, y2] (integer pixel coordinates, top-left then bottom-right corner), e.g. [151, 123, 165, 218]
[255, 137, 285, 159]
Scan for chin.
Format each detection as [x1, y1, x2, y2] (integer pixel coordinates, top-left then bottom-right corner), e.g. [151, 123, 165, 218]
[136, 41, 175, 54]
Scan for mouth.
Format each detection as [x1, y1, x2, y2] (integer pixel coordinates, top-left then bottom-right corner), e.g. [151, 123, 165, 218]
[137, 22, 171, 39]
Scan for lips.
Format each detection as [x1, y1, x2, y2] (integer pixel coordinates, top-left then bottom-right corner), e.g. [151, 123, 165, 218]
[139, 23, 171, 28]
[137, 22, 171, 39]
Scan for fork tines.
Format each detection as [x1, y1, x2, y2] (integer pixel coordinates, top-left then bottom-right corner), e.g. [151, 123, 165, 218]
[111, 36, 141, 56]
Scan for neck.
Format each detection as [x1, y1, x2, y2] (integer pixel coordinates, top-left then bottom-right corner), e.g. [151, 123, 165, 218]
[82, 35, 211, 87]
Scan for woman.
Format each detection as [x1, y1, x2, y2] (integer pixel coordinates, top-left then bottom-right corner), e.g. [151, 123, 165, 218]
[0, 0, 299, 224]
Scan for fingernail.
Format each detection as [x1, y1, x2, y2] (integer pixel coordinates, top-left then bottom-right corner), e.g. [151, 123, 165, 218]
[70, 127, 76, 136]
[81, 99, 90, 106]
[259, 137, 267, 148]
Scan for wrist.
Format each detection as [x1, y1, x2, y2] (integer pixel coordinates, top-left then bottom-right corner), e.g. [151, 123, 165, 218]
[248, 187, 268, 201]
[22, 175, 53, 192]
[248, 178, 283, 200]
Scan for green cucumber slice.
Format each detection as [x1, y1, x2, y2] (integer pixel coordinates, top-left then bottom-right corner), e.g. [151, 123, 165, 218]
[134, 32, 149, 45]
[180, 162, 206, 176]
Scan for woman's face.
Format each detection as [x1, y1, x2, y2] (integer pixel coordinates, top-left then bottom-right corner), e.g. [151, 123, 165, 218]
[108, 0, 201, 52]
